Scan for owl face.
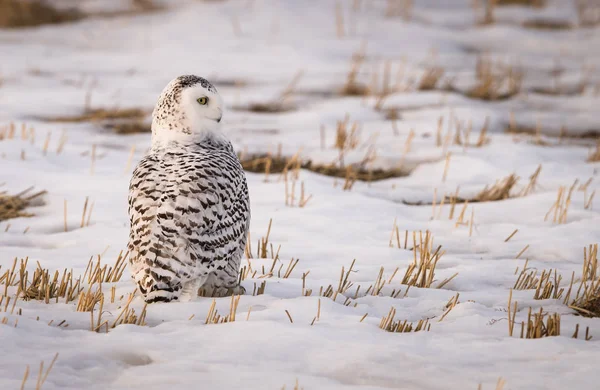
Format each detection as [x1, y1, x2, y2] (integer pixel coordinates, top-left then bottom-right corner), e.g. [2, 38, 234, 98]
[180, 82, 224, 127]
[151, 75, 226, 146]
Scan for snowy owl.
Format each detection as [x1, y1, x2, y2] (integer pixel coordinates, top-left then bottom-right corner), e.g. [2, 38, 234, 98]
[127, 75, 250, 303]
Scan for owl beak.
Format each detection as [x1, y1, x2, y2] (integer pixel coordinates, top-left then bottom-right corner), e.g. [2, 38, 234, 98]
[216, 114, 222, 123]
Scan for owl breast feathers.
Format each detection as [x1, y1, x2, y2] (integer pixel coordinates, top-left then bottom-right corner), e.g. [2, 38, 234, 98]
[127, 137, 250, 303]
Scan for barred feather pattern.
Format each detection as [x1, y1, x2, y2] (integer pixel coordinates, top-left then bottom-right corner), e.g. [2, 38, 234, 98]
[127, 137, 250, 303]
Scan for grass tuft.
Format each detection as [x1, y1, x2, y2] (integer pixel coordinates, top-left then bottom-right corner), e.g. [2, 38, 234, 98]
[568, 244, 600, 317]
[48, 108, 150, 134]
[379, 307, 431, 332]
[0, 187, 46, 222]
[464, 56, 522, 101]
[588, 141, 600, 162]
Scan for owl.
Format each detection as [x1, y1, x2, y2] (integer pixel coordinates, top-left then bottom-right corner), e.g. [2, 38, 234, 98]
[127, 75, 250, 303]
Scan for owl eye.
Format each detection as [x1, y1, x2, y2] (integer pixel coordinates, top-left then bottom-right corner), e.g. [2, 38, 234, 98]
[197, 97, 209, 105]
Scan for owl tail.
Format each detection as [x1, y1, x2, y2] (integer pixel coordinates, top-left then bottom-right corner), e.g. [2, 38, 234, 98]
[129, 242, 185, 303]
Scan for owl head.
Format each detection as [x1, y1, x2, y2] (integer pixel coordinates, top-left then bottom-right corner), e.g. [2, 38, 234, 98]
[151, 75, 225, 147]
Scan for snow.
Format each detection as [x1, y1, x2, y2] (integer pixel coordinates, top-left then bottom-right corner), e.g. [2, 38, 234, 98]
[1, 0, 600, 389]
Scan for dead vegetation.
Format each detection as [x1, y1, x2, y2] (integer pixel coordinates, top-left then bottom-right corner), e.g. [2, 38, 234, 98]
[470, 174, 519, 202]
[20, 352, 59, 390]
[388, 229, 458, 290]
[379, 307, 431, 333]
[0, 251, 146, 332]
[204, 295, 241, 324]
[569, 244, 600, 317]
[47, 108, 150, 135]
[588, 141, 600, 162]
[240, 153, 406, 183]
[477, 378, 507, 390]
[400, 231, 452, 289]
[281, 379, 303, 390]
[507, 290, 565, 339]
[575, 0, 600, 27]
[474, 0, 546, 25]
[404, 166, 540, 209]
[509, 244, 600, 322]
[513, 261, 565, 300]
[496, 0, 546, 5]
[240, 127, 409, 189]
[522, 18, 573, 30]
[0, 0, 165, 29]
[339, 43, 371, 96]
[418, 64, 445, 91]
[461, 56, 523, 101]
[0, 0, 82, 28]
[0, 187, 46, 222]
[234, 70, 303, 113]
[384, 0, 413, 20]
[544, 181, 577, 224]
[506, 115, 600, 143]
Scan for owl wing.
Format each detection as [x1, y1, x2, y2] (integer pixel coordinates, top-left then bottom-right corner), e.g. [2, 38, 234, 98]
[127, 149, 249, 302]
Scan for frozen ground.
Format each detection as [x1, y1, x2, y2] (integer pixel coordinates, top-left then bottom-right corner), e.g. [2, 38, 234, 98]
[1, 0, 600, 389]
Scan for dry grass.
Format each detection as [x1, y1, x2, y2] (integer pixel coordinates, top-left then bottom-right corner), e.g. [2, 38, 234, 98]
[568, 244, 600, 317]
[379, 307, 431, 333]
[575, 0, 600, 27]
[0, 187, 46, 222]
[473, 0, 496, 25]
[281, 379, 303, 390]
[520, 308, 561, 338]
[1, 240, 144, 333]
[507, 290, 563, 339]
[522, 19, 573, 30]
[83, 251, 128, 284]
[283, 170, 312, 208]
[239, 153, 409, 183]
[544, 182, 577, 224]
[398, 231, 457, 290]
[497, 0, 546, 5]
[243, 218, 284, 265]
[477, 378, 507, 390]
[47, 108, 150, 134]
[2, 252, 127, 308]
[506, 116, 599, 140]
[234, 70, 303, 113]
[20, 352, 59, 390]
[204, 295, 241, 324]
[0, 0, 164, 29]
[588, 141, 600, 162]
[384, 0, 413, 20]
[334, 114, 361, 151]
[0, 0, 82, 28]
[418, 64, 445, 91]
[405, 168, 540, 210]
[474, 0, 545, 25]
[463, 56, 523, 101]
[339, 43, 370, 96]
[473, 174, 518, 202]
[513, 262, 564, 300]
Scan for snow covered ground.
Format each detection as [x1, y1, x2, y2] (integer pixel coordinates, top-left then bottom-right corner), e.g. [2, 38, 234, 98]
[1, 0, 600, 389]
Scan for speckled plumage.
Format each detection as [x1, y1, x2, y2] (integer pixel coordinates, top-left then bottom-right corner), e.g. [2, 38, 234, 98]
[128, 75, 250, 303]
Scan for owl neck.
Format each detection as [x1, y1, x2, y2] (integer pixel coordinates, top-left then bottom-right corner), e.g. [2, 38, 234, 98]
[150, 119, 229, 150]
